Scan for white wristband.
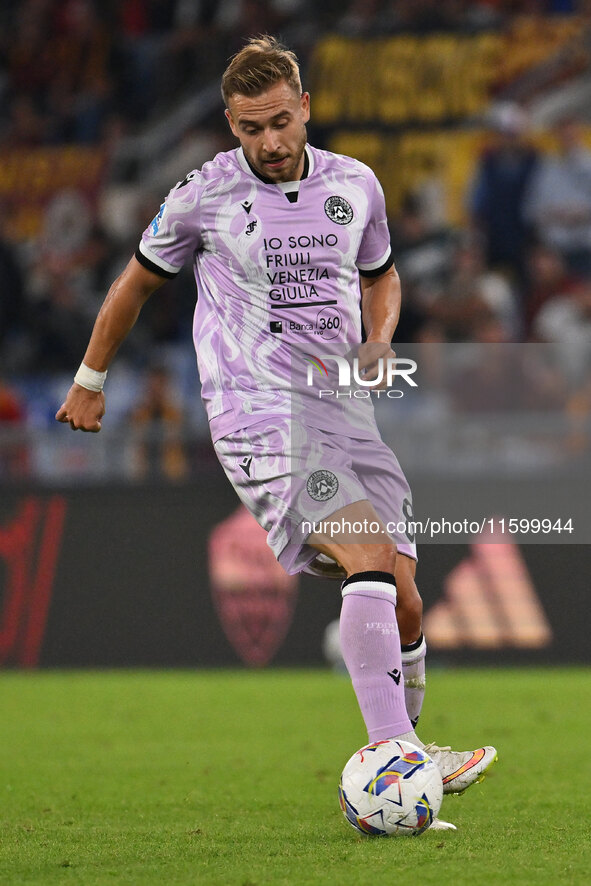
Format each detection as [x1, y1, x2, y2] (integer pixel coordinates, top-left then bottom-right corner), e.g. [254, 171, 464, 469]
[74, 362, 108, 392]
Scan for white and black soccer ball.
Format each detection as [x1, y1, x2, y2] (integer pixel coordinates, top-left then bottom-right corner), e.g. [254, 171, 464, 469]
[338, 739, 443, 836]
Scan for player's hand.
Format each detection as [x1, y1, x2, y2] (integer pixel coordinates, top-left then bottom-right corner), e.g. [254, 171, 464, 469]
[55, 384, 106, 432]
[356, 341, 396, 389]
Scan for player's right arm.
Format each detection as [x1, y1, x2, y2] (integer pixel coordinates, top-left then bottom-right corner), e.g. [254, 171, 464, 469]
[55, 257, 167, 432]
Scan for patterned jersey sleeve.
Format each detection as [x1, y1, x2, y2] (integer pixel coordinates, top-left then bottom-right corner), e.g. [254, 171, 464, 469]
[356, 170, 394, 278]
[135, 171, 203, 279]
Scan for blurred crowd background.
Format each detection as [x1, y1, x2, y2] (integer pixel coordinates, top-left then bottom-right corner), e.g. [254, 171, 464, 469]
[1, 0, 591, 483]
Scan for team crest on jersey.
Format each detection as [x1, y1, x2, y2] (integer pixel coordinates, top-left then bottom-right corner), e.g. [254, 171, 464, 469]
[307, 470, 339, 502]
[324, 196, 353, 225]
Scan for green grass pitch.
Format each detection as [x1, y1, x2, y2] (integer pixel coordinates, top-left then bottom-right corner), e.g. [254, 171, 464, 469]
[1, 667, 590, 885]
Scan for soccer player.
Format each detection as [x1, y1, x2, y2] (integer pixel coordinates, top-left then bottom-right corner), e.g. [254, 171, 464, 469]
[56, 36, 496, 828]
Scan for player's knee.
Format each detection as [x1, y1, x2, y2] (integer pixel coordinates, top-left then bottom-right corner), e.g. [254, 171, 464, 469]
[350, 543, 397, 575]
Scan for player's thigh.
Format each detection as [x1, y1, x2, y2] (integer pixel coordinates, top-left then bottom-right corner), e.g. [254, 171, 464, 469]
[351, 434, 417, 560]
[307, 498, 397, 576]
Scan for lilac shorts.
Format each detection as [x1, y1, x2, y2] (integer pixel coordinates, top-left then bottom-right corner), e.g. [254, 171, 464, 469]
[214, 417, 417, 575]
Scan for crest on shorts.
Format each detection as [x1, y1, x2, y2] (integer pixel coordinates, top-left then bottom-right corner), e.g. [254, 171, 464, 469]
[307, 470, 339, 502]
[324, 196, 353, 225]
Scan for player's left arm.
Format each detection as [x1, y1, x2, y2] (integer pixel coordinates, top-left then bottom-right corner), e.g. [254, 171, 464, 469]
[361, 264, 401, 343]
[358, 266, 401, 378]
[355, 164, 400, 373]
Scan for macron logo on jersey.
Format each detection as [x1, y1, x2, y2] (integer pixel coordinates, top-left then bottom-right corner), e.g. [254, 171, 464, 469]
[239, 455, 252, 477]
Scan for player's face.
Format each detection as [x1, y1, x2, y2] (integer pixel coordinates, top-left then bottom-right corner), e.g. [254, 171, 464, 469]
[225, 80, 310, 183]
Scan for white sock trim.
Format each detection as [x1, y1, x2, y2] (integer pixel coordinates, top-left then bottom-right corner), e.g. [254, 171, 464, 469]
[341, 579, 397, 604]
[401, 635, 427, 665]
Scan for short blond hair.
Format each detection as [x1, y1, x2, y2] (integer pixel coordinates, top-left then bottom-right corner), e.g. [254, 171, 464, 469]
[221, 35, 302, 106]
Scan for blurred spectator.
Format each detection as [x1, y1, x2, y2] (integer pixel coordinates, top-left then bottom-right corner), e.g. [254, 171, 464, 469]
[0, 378, 28, 478]
[25, 267, 96, 371]
[0, 210, 27, 366]
[533, 278, 591, 344]
[524, 118, 591, 276]
[228, 0, 285, 44]
[450, 344, 566, 413]
[21, 190, 113, 371]
[386, 0, 471, 33]
[427, 236, 519, 341]
[524, 243, 582, 336]
[566, 363, 591, 455]
[2, 95, 46, 147]
[114, 0, 180, 121]
[470, 315, 514, 344]
[47, 0, 113, 143]
[390, 192, 456, 340]
[3, 0, 113, 146]
[157, 1, 224, 96]
[129, 364, 189, 481]
[338, 0, 386, 36]
[6, 0, 55, 106]
[468, 102, 539, 284]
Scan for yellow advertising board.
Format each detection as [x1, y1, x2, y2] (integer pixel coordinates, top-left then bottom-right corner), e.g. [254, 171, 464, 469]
[0, 147, 106, 240]
[309, 17, 585, 126]
[329, 128, 591, 225]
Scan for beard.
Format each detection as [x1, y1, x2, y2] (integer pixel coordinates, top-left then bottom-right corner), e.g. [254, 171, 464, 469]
[244, 127, 307, 183]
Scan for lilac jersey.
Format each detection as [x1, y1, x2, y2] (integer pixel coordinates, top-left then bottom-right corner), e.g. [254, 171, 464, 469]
[137, 145, 394, 441]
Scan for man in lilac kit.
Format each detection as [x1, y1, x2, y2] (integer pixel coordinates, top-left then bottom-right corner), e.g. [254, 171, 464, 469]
[57, 36, 496, 827]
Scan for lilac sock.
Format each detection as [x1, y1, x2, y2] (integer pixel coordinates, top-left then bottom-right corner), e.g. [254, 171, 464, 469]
[340, 571, 412, 742]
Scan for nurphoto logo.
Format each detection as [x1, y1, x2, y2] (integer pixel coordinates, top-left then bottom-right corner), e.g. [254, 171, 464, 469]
[304, 354, 418, 399]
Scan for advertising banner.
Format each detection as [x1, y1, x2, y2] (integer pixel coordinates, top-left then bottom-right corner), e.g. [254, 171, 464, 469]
[0, 475, 588, 667]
